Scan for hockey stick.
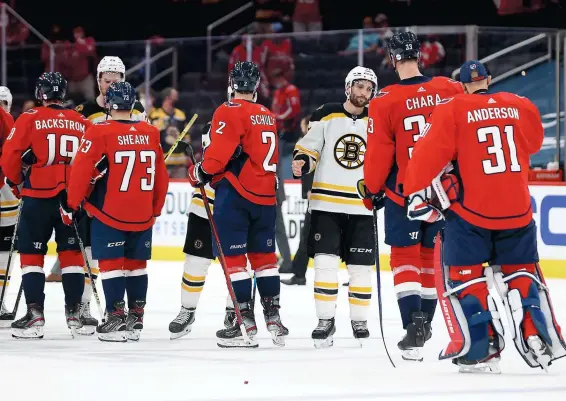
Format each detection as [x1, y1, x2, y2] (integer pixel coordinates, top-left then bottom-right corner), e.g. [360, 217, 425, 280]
[1, 199, 24, 319]
[187, 145, 253, 345]
[164, 113, 198, 161]
[372, 207, 396, 368]
[71, 217, 105, 324]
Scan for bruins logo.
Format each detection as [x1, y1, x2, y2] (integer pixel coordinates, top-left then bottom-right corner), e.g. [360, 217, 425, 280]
[334, 134, 366, 169]
[194, 239, 203, 249]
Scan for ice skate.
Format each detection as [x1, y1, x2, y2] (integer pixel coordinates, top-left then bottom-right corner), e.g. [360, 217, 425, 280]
[453, 336, 502, 374]
[312, 318, 336, 349]
[261, 296, 288, 347]
[527, 335, 552, 372]
[397, 312, 427, 361]
[126, 301, 145, 341]
[216, 302, 258, 348]
[97, 301, 127, 342]
[351, 320, 369, 347]
[11, 304, 45, 339]
[77, 302, 98, 336]
[65, 303, 82, 338]
[169, 306, 195, 340]
[0, 302, 15, 328]
[224, 306, 236, 329]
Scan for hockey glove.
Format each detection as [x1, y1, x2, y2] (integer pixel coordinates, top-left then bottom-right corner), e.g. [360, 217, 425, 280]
[58, 192, 76, 226]
[292, 154, 312, 178]
[187, 161, 212, 188]
[406, 187, 443, 223]
[358, 180, 386, 211]
[6, 178, 23, 199]
[21, 148, 37, 166]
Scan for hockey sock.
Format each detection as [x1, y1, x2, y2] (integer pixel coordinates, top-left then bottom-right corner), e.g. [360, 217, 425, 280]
[181, 254, 211, 309]
[249, 253, 279, 298]
[81, 247, 99, 303]
[226, 255, 251, 303]
[0, 251, 12, 303]
[313, 254, 340, 319]
[99, 259, 126, 312]
[347, 264, 372, 321]
[124, 260, 148, 308]
[420, 246, 437, 320]
[59, 251, 86, 306]
[391, 245, 422, 329]
[20, 255, 45, 306]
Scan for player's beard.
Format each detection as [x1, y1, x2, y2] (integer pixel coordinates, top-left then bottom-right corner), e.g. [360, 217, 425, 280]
[350, 95, 369, 108]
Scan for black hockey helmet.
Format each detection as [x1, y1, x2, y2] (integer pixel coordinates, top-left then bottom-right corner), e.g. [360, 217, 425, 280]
[35, 72, 67, 102]
[105, 81, 136, 111]
[387, 31, 420, 65]
[229, 61, 260, 94]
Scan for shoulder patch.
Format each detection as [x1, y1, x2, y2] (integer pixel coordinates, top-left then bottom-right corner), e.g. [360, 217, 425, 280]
[438, 97, 454, 105]
[25, 108, 38, 114]
[374, 91, 389, 98]
[310, 102, 344, 122]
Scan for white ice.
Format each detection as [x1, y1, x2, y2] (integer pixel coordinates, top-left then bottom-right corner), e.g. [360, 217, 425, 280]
[1, 256, 565, 401]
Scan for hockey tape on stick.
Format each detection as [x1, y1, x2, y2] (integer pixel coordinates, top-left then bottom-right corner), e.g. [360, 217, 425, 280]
[1, 199, 23, 319]
[164, 113, 198, 162]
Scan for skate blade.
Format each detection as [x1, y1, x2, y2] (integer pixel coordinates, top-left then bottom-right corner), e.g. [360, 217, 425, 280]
[217, 337, 259, 348]
[77, 325, 96, 336]
[170, 325, 192, 340]
[98, 331, 127, 343]
[269, 330, 286, 347]
[11, 326, 44, 339]
[401, 348, 423, 362]
[127, 329, 142, 342]
[313, 336, 334, 349]
[458, 361, 501, 374]
[356, 337, 368, 348]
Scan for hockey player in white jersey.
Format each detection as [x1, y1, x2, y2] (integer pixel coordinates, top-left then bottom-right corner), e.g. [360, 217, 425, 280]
[168, 122, 236, 339]
[292, 66, 378, 348]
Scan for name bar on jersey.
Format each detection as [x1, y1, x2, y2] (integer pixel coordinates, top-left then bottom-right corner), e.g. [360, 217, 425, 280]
[34, 119, 86, 133]
[406, 94, 442, 111]
[467, 107, 519, 123]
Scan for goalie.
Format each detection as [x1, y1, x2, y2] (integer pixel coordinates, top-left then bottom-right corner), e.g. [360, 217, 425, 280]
[403, 60, 565, 373]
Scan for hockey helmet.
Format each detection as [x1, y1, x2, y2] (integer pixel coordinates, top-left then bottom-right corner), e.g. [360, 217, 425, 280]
[97, 56, 126, 80]
[345, 66, 378, 100]
[228, 61, 260, 99]
[0, 86, 12, 112]
[105, 81, 136, 112]
[388, 31, 420, 65]
[35, 72, 67, 102]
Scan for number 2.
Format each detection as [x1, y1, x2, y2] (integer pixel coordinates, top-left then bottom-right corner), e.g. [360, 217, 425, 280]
[261, 131, 277, 172]
[403, 115, 426, 158]
[115, 150, 156, 191]
[477, 125, 520, 175]
[216, 121, 226, 135]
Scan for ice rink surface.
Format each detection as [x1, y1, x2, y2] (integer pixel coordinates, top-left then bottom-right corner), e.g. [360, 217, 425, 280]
[1, 256, 565, 401]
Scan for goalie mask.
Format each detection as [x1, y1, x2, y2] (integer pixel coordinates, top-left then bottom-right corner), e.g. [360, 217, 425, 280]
[0, 86, 12, 112]
[345, 66, 378, 102]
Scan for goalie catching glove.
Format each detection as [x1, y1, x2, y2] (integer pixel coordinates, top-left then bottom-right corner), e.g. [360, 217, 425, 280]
[406, 173, 460, 223]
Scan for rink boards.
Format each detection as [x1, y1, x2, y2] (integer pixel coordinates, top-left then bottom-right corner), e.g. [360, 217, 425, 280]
[45, 181, 566, 278]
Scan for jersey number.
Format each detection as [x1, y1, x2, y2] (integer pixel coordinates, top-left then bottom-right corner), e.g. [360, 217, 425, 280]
[261, 131, 277, 172]
[115, 150, 156, 192]
[477, 125, 520, 175]
[403, 115, 426, 158]
[47, 133, 80, 165]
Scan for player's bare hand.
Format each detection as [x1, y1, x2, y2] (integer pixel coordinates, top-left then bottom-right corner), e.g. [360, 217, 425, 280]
[292, 160, 305, 177]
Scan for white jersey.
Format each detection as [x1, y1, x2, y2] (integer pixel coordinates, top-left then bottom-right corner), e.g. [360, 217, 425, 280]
[295, 103, 370, 216]
[188, 184, 214, 219]
[0, 184, 19, 227]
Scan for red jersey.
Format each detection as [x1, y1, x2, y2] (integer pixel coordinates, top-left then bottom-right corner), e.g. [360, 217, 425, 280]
[364, 76, 463, 205]
[271, 83, 301, 132]
[67, 120, 169, 232]
[204, 99, 278, 206]
[228, 42, 268, 73]
[1, 105, 91, 199]
[0, 107, 15, 185]
[404, 92, 544, 230]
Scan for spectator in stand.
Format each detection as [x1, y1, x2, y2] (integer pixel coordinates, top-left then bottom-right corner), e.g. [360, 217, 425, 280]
[338, 17, 379, 56]
[420, 35, 446, 68]
[264, 22, 294, 80]
[41, 24, 70, 75]
[292, 0, 322, 35]
[0, 0, 28, 45]
[66, 26, 97, 102]
[270, 62, 301, 156]
[149, 87, 189, 178]
[374, 13, 393, 54]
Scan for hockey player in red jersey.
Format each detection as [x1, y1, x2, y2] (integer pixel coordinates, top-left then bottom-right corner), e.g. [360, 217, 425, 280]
[363, 31, 463, 361]
[0, 72, 90, 339]
[0, 88, 16, 325]
[404, 60, 565, 373]
[187, 61, 288, 348]
[66, 82, 169, 342]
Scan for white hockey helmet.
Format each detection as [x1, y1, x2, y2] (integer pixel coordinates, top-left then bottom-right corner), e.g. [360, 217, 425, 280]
[345, 66, 378, 100]
[0, 86, 12, 112]
[97, 56, 126, 80]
